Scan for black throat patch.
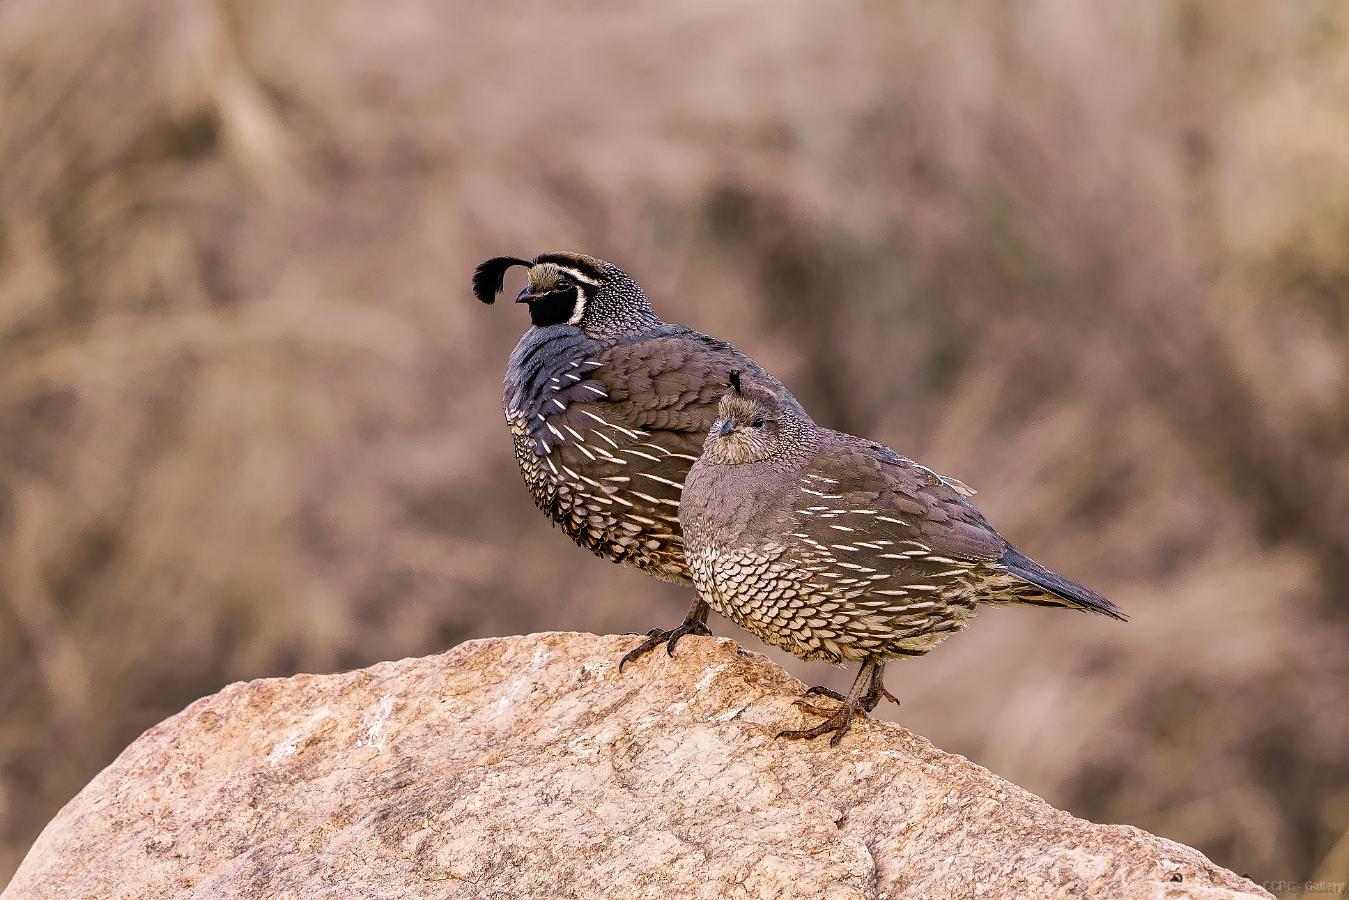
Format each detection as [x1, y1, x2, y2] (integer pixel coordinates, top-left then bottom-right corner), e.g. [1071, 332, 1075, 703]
[527, 286, 580, 327]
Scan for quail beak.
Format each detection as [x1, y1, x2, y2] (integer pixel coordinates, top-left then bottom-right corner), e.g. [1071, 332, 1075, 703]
[718, 419, 735, 437]
[515, 285, 536, 303]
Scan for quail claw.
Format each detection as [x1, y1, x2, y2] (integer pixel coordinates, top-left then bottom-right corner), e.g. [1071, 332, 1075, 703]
[618, 635, 663, 672]
[791, 699, 838, 718]
[778, 686, 872, 746]
[802, 685, 847, 704]
[777, 704, 858, 747]
[618, 617, 713, 672]
[665, 620, 711, 656]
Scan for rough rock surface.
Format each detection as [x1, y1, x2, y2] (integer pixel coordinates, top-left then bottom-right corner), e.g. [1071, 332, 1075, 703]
[6, 632, 1268, 899]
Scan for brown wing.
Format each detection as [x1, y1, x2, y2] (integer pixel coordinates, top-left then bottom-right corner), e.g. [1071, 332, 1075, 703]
[793, 431, 1009, 558]
[792, 437, 1125, 621]
[790, 435, 1007, 574]
[554, 329, 743, 492]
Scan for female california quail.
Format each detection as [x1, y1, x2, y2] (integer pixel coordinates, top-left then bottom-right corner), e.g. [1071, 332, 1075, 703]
[679, 372, 1127, 745]
[474, 252, 807, 664]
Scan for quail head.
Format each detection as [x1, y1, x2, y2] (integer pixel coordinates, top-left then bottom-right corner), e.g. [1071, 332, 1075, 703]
[679, 372, 1127, 745]
[474, 251, 807, 666]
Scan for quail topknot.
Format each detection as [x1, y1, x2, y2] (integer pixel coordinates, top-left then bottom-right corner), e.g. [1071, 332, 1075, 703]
[474, 251, 805, 663]
[679, 372, 1127, 745]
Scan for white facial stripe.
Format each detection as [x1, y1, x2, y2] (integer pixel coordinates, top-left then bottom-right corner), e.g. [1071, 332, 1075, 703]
[566, 285, 588, 325]
[555, 266, 600, 287]
[556, 266, 596, 325]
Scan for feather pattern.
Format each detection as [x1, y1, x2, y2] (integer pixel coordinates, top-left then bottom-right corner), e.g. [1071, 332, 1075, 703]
[680, 385, 1126, 664]
[502, 318, 797, 582]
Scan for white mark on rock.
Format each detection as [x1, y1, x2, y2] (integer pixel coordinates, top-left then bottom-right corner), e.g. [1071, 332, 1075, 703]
[267, 707, 331, 764]
[566, 735, 596, 757]
[694, 664, 725, 693]
[714, 702, 749, 722]
[668, 665, 727, 715]
[357, 695, 395, 751]
[494, 675, 532, 716]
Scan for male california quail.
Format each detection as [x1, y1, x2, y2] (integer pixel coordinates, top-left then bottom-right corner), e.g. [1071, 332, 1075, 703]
[679, 372, 1127, 745]
[474, 251, 806, 664]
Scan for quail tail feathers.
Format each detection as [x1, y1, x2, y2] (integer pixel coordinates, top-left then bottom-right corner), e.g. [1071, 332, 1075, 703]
[997, 548, 1128, 621]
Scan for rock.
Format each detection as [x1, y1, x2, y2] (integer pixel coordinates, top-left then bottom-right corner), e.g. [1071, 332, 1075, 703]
[4, 632, 1268, 899]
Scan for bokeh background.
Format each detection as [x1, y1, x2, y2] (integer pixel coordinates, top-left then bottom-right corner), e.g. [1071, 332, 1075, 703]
[3, 0, 1348, 889]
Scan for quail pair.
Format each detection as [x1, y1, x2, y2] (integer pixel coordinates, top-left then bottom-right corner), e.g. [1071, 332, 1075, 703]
[476, 251, 1126, 745]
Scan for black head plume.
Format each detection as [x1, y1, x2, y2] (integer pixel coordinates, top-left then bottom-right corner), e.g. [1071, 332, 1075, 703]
[473, 256, 534, 304]
[729, 370, 743, 394]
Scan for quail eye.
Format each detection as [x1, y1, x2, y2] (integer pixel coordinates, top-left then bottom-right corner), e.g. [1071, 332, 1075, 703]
[555, 276, 570, 289]
[751, 417, 765, 428]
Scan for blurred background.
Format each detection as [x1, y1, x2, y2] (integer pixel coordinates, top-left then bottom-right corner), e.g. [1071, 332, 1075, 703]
[2, 0, 1348, 890]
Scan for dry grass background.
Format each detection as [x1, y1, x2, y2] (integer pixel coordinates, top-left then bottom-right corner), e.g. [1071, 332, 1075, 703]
[2, 0, 1348, 889]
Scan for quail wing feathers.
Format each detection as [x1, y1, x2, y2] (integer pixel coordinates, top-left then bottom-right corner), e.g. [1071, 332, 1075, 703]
[504, 323, 795, 583]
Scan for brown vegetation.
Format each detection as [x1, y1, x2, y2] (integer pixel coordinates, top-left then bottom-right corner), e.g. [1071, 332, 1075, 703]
[1, 0, 1347, 889]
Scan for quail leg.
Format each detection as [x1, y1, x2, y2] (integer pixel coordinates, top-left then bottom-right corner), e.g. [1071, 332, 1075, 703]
[619, 598, 712, 671]
[800, 661, 898, 713]
[859, 660, 900, 712]
[779, 657, 890, 747]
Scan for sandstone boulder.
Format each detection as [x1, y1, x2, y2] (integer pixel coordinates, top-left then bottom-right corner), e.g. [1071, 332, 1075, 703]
[5, 632, 1269, 899]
